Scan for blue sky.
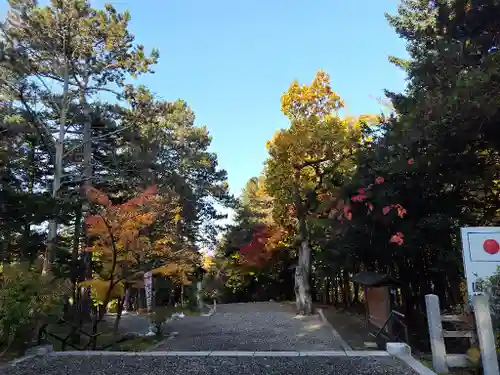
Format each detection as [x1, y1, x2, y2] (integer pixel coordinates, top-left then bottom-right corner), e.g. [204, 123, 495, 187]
[1, 0, 409, 223]
[107, 0, 409, 197]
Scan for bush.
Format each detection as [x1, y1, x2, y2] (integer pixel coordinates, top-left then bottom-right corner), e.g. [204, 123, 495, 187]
[475, 266, 500, 347]
[107, 299, 119, 313]
[0, 262, 70, 353]
[149, 307, 170, 337]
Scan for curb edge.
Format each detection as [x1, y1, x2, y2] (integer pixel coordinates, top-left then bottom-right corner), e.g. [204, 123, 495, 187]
[386, 343, 437, 375]
[317, 308, 352, 351]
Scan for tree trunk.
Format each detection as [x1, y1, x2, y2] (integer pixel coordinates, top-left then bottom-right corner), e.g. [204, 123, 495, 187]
[353, 283, 360, 305]
[79, 74, 94, 318]
[333, 274, 339, 306]
[113, 296, 126, 338]
[295, 239, 312, 315]
[43, 60, 69, 276]
[80, 82, 93, 280]
[342, 270, 350, 309]
[323, 277, 330, 304]
[293, 170, 313, 315]
[71, 204, 82, 299]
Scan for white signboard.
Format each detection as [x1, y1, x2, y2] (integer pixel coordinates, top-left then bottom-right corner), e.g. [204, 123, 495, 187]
[123, 289, 130, 313]
[460, 227, 500, 297]
[144, 271, 153, 312]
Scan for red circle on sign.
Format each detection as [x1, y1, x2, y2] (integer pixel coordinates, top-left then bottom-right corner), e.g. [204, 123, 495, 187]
[483, 239, 500, 255]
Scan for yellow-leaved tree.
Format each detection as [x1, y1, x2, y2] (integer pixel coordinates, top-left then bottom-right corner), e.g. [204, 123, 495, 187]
[264, 70, 375, 315]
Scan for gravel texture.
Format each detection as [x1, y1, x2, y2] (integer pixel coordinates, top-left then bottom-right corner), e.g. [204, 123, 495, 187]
[2, 355, 420, 375]
[155, 302, 343, 351]
[1, 302, 422, 374]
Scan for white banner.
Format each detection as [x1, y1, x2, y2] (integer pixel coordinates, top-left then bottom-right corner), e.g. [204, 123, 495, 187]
[144, 271, 153, 312]
[124, 288, 130, 312]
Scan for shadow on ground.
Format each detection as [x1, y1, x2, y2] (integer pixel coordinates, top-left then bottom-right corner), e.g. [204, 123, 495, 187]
[315, 305, 375, 350]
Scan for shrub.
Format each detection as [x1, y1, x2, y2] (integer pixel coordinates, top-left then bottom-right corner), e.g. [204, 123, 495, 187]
[475, 266, 500, 347]
[149, 307, 170, 337]
[0, 262, 70, 354]
[107, 299, 119, 313]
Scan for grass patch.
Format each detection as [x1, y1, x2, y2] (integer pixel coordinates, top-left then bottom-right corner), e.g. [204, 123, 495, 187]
[109, 335, 163, 352]
[0, 350, 24, 366]
[41, 320, 120, 351]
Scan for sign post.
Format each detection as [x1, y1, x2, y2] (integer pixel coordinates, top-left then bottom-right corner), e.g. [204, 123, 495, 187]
[144, 271, 153, 311]
[460, 227, 500, 298]
[144, 271, 155, 336]
[460, 227, 500, 375]
[123, 288, 130, 314]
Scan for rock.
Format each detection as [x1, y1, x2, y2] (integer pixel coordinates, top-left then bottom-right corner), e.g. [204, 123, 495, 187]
[24, 344, 53, 357]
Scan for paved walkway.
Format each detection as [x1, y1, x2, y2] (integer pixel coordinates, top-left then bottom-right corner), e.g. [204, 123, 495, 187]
[3, 302, 420, 375]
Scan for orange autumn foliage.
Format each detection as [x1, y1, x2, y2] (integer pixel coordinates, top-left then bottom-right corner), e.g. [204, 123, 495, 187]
[81, 186, 162, 302]
[240, 225, 285, 267]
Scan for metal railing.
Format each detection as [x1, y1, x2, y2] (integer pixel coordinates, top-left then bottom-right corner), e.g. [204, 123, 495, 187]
[369, 310, 409, 344]
[37, 318, 105, 351]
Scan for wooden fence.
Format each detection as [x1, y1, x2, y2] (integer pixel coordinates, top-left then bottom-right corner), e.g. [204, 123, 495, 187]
[425, 294, 499, 375]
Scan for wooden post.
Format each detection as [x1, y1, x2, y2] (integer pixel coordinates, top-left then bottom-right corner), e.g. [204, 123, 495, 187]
[364, 286, 369, 323]
[425, 294, 449, 373]
[472, 295, 499, 375]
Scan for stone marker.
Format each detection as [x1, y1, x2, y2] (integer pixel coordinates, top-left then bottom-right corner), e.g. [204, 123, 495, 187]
[425, 294, 448, 373]
[473, 295, 499, 375]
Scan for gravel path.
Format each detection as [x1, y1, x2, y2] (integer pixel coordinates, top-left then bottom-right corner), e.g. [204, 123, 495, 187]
[1, 303, 421, 375]
[4, 355, 419, 375]
[154, 302, 343, 351]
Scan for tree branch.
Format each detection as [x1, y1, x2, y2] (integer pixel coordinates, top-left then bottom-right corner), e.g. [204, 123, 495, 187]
[293, 157, 328, 170]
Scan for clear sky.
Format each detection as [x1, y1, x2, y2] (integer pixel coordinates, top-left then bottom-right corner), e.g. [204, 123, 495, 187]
[107, 0, 409, 196]
[1, 0, 409, 223]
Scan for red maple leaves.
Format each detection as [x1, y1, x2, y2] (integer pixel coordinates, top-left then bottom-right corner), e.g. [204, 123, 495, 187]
[345, 174, 409, 246]
[390, 232, 404, 245]
[240, 225, 283, 267]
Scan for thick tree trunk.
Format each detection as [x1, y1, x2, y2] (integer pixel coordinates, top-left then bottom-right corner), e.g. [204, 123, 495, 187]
[295, 241, 312, 315]
[293, 170, 313, 315]
[295, 239, 312, 315]
[294, 202, 312, 314]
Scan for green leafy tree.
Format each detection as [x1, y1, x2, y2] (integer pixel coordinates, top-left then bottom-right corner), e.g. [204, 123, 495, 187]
[264, 70, 369, 314]
[1, 0, 159, 275]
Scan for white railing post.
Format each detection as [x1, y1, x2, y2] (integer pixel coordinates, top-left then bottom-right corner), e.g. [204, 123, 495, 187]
[472, 295, 499, 375]
[425, 294, 449, 373]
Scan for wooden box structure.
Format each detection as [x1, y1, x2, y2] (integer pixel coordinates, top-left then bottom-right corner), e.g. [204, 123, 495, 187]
[352, 271, 401, 332]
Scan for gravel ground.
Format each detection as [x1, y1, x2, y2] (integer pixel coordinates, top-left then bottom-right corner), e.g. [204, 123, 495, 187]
[2, 355, 420, 375]
[0, 302, 422, 374]
[155, 302, 343, 351]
